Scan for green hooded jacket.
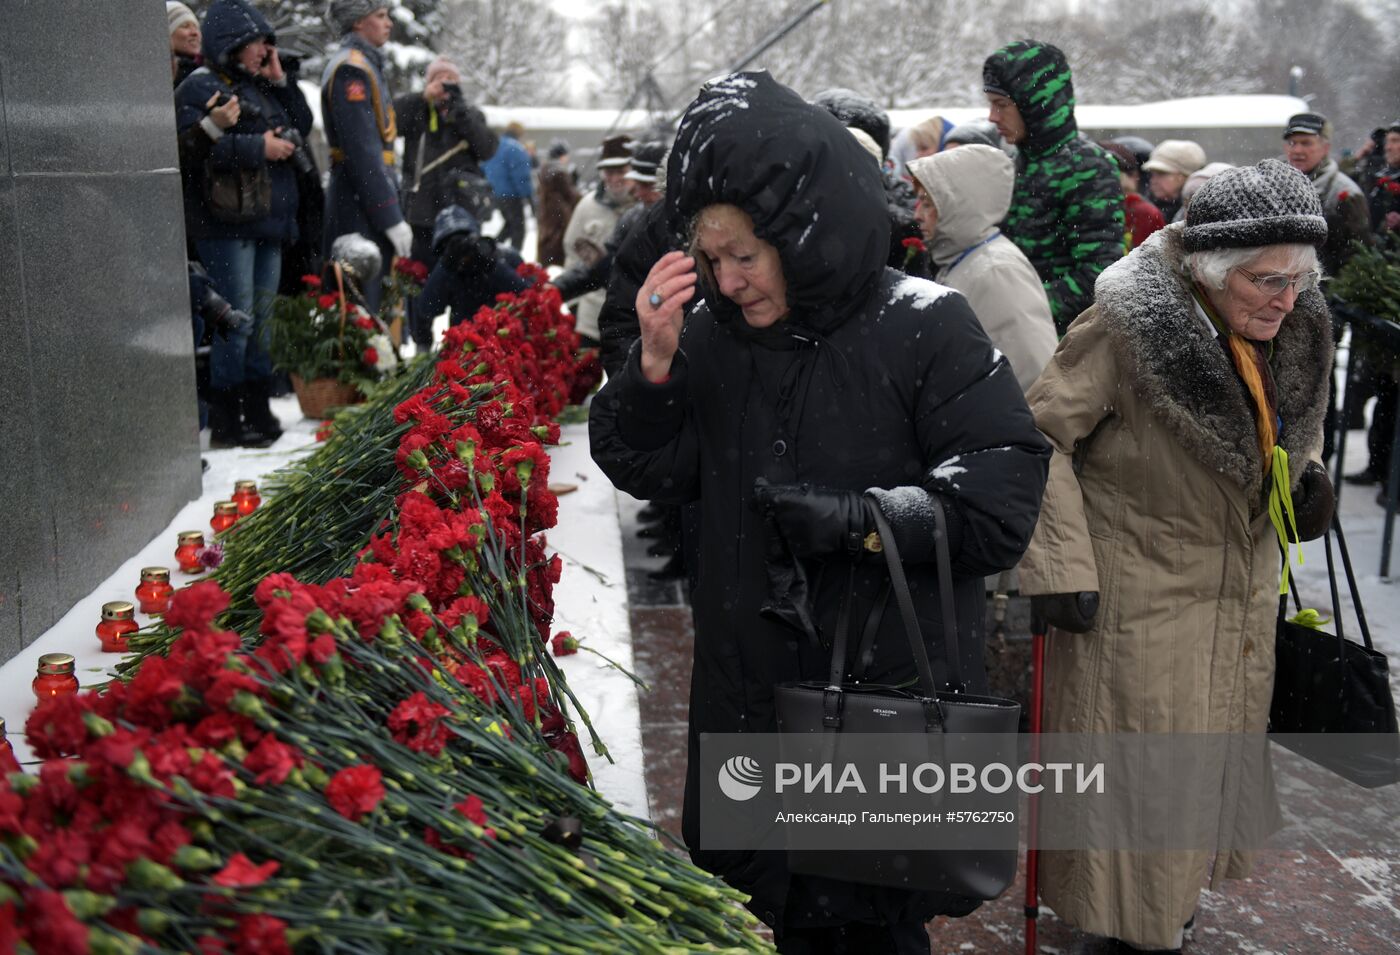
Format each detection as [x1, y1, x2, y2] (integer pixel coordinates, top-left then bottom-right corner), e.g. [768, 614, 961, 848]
[983, 40, 1124, 331]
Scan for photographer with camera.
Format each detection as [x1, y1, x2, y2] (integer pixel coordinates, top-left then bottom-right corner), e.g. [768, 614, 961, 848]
[413, 205, 527, 348]
[174, 0, 313, 448]
[395, 57, 498, 268]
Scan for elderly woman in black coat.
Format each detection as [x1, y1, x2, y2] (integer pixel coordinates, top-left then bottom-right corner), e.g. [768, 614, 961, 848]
[590, 73, 1050, 953]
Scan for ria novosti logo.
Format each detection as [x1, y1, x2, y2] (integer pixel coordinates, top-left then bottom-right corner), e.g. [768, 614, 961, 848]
[718, 756, 764, 801]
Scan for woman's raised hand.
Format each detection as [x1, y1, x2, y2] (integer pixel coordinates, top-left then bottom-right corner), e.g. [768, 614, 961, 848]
[636, 251, 698, 383]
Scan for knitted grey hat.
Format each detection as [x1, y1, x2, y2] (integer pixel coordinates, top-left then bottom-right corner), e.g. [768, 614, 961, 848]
[1183, 158, 1327, 252]
[326, 0, 384, 34]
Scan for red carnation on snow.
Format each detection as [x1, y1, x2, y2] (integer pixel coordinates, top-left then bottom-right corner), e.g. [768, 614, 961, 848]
[326, 764, 385, 821]
[551, 631, 578, 657]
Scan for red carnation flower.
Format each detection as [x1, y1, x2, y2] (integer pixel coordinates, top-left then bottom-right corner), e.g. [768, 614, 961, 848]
[164, 579, 231, 633]
[316, 292, 339, 310]
[25, 694, 92, 758]
[1387, 181, 1400, 195]
[300, 274, 322, 289]
[551, 631, 579, 656]
[326, 764, 384, 821]
[232, 914, 292, 955]
[243, 735, 302, 786]
[901, 236, 926, 252]
[213, 853, 280, 888]
[1339, 190, 1350, 201]
[23, 889, 89, 955]
[387, 692, 452, 757]
[354, 316, 375, 331]
[454, 794, 497, 839]
[363, 347, 379, 367]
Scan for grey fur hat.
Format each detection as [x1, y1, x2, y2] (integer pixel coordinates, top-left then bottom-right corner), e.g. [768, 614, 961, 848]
[1183, 158, 1327, 252]
[326, 0, 384, 34]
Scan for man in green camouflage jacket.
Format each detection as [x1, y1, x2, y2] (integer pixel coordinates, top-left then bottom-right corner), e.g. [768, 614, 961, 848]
[983, 40, 1123, 333]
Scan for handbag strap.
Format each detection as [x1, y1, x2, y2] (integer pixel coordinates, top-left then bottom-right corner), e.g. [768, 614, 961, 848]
[821, 565, 857, 728]
[1274, 513, 1374, 655]
[849, 581, 890, 684]
[1332, 512, 1374, 650]
[866, 495, 961, 696]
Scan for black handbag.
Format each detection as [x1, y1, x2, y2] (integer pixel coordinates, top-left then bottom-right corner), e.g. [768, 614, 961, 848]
[1269, 513, 1400, 788]
[774, 496, 1021, 897]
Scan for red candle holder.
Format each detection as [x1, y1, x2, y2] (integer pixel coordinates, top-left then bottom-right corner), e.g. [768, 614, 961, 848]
[97, 601, 139, 652]
[211, 501, 239, 534]
[175, 531, 206, 573]
[33, 653, 79, 700]
[0, 716, 16, 769]
[233, 479, 261, 516]
[136, 566, 175, 615]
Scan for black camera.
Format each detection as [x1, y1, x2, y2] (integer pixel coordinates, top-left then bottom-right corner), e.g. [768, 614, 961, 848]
[190, 263, 253, 342]
[275, 127, 316, 176]
[444, 232, 497, 277]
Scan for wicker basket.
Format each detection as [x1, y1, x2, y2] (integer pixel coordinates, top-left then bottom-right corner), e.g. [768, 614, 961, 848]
[290, 374, 362, 420]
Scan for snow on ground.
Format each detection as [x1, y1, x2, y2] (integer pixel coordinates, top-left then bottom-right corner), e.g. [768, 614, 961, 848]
[0, 396, 644, 816]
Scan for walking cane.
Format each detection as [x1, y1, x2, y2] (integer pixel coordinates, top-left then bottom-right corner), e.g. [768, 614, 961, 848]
[1024, 617, 1047, 955]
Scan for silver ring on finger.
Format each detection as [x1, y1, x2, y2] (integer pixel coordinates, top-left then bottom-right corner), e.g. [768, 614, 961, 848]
[648, 288, 664, 308]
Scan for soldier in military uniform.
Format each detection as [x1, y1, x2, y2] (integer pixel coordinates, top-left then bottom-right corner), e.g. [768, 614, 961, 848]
[321, 0, 412, 310]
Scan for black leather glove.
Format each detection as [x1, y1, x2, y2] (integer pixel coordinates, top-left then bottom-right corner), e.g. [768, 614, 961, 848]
[1030, 592, 1099, 634]
[1290, 460, 1334, 542]
[752, 480, 871, 560]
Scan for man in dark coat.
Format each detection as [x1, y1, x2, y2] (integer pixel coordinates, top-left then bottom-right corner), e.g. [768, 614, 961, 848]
[321, 1, 411, 310]
[412, 205, 526, 346]
[174, 0, 311, 447]
[983, 40, 1124, 332]
[551, 141, 666, 309]
[590, 72, 1050, 948]
[394, 56, 498, 269]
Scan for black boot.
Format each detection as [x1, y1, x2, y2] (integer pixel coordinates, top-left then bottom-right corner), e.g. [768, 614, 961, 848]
[208, 387, 275, 449]
[207, 388, 244, 449]
[241, 378, 284, 445]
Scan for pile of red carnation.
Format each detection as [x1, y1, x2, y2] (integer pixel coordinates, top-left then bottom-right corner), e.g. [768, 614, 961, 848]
[0, 272, 762, 952]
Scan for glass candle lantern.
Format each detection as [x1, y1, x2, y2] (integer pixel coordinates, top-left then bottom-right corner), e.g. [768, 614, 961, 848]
[33, 653, 79, 700]
[211, 501, 239, 534]
[135, 566, 175, 615]
[97, 601, 139, 652]
[175, 531, 206, 573]
[232, 480, 261, 516]
[0, 716, 15, 768]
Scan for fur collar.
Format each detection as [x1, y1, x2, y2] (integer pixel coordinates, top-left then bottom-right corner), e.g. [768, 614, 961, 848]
[1092, 223, 1333, 492]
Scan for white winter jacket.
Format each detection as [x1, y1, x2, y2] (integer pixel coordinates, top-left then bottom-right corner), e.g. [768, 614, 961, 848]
[907, 145, 1057, 392]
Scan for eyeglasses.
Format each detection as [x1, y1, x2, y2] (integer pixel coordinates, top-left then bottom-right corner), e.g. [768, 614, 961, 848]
[1235, 266, 1321, 296]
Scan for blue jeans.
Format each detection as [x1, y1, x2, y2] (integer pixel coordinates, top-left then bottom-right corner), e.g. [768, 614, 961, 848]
[196, 238, 281, 390]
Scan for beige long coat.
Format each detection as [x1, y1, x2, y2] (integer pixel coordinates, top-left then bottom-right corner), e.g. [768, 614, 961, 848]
[1019, 224, 1332, 948]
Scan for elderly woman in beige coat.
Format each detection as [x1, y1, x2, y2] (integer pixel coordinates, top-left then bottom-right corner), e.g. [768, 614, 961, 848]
[1020, 159, 1337, 952]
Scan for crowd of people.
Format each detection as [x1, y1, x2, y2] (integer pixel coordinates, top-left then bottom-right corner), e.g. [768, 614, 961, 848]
[162, 3, 1399, 952]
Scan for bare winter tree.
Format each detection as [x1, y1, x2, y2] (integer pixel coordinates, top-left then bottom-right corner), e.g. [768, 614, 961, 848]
[584, 2, 677, 107]
[821, 0, 995, 108]
[438, 0, 569, 105]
